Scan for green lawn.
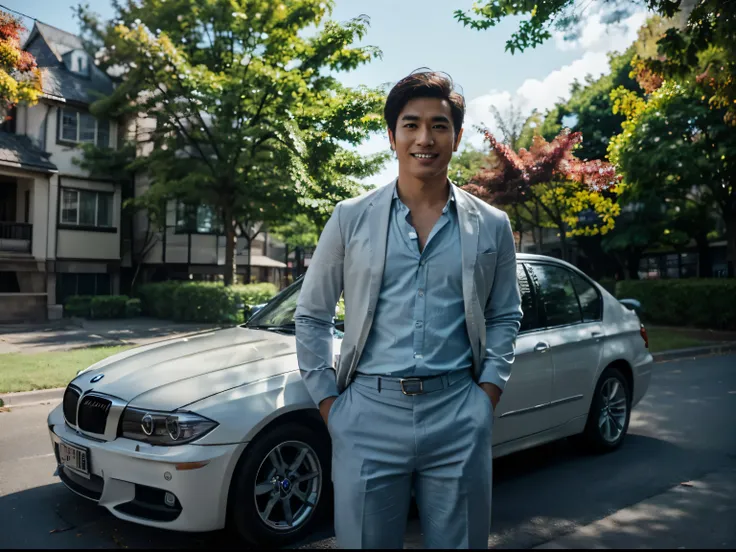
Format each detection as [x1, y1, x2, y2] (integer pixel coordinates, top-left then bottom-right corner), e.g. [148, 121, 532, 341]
[645, 328, 707, 353]
[0, 346, 132, 394]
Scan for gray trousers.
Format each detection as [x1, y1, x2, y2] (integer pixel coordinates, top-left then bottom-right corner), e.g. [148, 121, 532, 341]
[327, 370, 494, 549]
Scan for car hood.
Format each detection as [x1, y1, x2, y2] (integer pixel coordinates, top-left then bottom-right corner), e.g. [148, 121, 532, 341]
[71, 327, 300, 411]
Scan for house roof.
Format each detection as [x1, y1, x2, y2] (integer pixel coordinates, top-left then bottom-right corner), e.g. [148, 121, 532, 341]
[0, 132, 58, 174]
[25, 22, 114, 106]
[33, 22, 85, 61]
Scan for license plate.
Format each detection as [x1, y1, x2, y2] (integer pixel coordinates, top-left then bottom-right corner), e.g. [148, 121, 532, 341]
[59, 441, 89, 475]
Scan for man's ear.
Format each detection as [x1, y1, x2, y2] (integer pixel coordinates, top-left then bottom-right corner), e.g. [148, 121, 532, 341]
[388, 128, 396, 151]
[453, 127, 464, 152]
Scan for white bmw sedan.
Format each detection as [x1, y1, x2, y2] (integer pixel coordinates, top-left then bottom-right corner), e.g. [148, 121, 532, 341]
[47, 254, 653, 547]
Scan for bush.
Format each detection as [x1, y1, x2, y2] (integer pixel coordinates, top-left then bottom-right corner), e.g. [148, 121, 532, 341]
[64, 295, 93, 318]
[136, 281, 183, 319]
[615, 279, 736, 330]
[126, 298, 142, 318]
[133, 281, 279, 324]
[90, 295, 129, 319]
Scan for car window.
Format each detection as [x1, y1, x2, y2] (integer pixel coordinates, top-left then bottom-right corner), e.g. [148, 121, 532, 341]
[517, 263, 541, 332]
[527, 263, 583, 327]
[569, 272, 602, 322]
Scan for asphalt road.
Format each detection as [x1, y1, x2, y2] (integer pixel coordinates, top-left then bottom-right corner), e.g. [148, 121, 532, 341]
[1, 354, 735, 549]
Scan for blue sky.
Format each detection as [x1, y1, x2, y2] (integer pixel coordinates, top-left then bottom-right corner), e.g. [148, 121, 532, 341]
[1, 0, 650, 185]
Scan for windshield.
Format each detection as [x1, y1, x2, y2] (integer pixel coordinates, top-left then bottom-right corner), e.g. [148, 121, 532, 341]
[245, 278, 303, 327]
[244, 277, 344, 335]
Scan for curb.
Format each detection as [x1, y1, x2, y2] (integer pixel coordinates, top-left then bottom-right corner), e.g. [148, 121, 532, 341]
[0, 387, 65, 409]
[652, 341, 736, 362]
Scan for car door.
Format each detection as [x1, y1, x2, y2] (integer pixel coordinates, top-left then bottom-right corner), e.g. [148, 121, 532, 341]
[525, 262, 604, 426]
[493, 263, 556, 445]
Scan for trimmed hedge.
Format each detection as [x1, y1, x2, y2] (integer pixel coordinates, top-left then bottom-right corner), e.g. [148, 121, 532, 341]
[615, 278, 736, 330]
[64, 295, 94, 318]
[135, 281, 279, 323]
[90, 295, 129, 319]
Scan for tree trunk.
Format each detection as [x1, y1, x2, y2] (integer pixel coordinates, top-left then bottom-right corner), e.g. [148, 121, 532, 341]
[695, 232, 713, 278]
[726, 217, 736, 278]
[224, 210, 236, 286]
[558, 227, 570, 262]
[626, 248, 642, 280]
[246, 239, 252, 284]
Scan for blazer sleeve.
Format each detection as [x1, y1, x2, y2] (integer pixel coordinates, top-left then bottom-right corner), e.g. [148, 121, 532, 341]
[478, 211, 523, 391]
[294, 203, 345, 406]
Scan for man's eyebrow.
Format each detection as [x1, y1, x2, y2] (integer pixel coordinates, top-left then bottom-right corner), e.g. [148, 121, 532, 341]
[400, 114, 451, 123]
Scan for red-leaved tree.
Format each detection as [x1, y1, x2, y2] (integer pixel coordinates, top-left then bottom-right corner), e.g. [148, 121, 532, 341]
[0, 11, 42, 120]
[463, 129, 622, 260]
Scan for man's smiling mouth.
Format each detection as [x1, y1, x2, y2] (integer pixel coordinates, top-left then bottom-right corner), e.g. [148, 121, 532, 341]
[411, 153, 439, 159]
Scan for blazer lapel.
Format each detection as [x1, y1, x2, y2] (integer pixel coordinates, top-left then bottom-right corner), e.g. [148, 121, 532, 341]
[367, 180, 395, 312]
[453, 184, 481, 358]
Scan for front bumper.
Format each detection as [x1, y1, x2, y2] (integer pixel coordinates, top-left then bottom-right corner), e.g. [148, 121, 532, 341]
[47, 403, 244, 532]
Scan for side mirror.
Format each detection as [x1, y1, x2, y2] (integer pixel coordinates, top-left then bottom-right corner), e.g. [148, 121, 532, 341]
[619, 298, 641, 312]
[335, 320, 345, 332]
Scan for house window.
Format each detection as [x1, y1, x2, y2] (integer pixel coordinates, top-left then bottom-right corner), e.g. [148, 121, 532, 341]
[61, 189, 114, 228]
[59, 108, 111, 148]
[176, 203, 222, 234]
[57, 273, 111, 305]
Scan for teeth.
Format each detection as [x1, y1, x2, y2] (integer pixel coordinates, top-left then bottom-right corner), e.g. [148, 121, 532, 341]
[413, 154, 435, 159]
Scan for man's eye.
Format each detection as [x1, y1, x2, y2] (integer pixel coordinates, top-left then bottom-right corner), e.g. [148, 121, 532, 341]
[404, 123, 417, 128]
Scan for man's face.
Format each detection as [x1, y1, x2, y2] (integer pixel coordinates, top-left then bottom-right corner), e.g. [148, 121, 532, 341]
[389, 97, 463, 180]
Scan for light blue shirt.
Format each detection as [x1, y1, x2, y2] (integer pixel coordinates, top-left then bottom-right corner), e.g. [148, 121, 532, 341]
[356, 184, 473, 378]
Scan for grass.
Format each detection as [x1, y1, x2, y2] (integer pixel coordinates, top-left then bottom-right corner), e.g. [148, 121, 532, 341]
[0, 346, 132, 394]
[645, 327, 708, 354]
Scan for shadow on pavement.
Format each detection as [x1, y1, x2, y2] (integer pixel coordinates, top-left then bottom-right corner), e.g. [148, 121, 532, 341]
[0, 435, 730, 549]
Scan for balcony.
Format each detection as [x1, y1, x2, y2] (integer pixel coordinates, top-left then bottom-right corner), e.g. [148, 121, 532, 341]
[0, 221, 32, 254]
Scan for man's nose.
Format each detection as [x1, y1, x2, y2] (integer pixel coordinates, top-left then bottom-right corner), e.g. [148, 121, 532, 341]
[415, 127, 435, 146]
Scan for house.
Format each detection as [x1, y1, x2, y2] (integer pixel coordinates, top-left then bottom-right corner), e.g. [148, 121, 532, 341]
[0, 22, 122, 322]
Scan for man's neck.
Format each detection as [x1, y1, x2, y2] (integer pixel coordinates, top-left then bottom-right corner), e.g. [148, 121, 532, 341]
[395, 171, 450, 210]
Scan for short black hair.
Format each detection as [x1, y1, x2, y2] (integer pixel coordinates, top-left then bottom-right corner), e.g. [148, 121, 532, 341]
[384, 69, 466, 139]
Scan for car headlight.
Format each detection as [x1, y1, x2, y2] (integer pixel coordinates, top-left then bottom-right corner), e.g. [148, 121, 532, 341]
[120, 408, 217, 446]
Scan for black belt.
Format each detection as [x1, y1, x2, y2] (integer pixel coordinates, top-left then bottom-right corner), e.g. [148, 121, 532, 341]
[353, 370, 472, 396]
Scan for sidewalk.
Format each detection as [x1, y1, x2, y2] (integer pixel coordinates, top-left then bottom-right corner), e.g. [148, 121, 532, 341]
[0, 317, 224, 355]
[533, 466, 736, 549]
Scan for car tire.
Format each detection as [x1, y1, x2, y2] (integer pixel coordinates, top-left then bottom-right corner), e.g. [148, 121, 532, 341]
[227, 422, 332, 548]
[578, 366, 632, 454]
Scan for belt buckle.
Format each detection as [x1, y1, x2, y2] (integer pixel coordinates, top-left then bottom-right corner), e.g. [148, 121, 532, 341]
[400, 378, 423, 396]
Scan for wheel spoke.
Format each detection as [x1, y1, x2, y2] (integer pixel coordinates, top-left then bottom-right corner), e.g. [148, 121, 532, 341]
[604, 417, 613, 441]
[610, 397, 627, 409]
[269, 447, 287, 475]
[608, 380, 620, 401]
[611, 414, 624, 431]
[255, 482, 274, 496]
[288, 447, 309, 472]
[283, 498, 294, 526]
[599, 411, 608, 429]
[293, 488, 317, 507]
[261, 494, 279, 520]
[293, 471, 319, 484]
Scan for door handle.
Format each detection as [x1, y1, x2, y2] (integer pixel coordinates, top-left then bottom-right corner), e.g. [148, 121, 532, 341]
[534, 342, 550, 353]
[591, 331, 603, 340]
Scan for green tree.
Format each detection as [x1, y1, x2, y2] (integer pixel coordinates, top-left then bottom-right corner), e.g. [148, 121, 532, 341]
[454, 0, 736, 125]
[77, 0, 387, 285]
[0, 11, 42, 118]
[609, 81, 736, 276]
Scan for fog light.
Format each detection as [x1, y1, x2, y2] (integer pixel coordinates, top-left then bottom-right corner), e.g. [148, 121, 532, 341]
[164, 492, 176, 508]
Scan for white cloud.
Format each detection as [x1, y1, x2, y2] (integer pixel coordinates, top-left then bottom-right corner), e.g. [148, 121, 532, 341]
[465, 51, 609, 145]
[552, 3, 650, 54]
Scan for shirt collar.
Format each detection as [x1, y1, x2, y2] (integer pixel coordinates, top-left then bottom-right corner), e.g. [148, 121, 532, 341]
[392, 181, 456, 214]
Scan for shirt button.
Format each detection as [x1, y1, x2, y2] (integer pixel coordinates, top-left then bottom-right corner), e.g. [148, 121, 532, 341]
[415, 321, 422, 328]
[420, 260, 425, 267]
[367, 309, 373, 316]
[418, 289, 424, 297]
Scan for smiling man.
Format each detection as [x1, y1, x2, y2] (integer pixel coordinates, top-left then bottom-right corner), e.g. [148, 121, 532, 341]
[295, 70, 523, 548]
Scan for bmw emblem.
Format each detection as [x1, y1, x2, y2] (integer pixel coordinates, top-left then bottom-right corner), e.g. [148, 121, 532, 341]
[90, 374, 105, 383]
[282, 479, 290, 490]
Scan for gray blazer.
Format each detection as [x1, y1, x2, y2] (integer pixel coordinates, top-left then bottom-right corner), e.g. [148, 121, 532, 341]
[294, 179, 523, 406]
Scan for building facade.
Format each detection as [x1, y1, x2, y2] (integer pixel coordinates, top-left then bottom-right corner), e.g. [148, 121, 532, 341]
[0, 22, 122, 322]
